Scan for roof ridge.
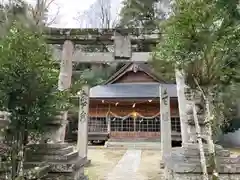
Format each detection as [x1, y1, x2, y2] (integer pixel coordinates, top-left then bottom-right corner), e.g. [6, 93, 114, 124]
[102, 63, 131, 85]
[103, 62, 167, 84]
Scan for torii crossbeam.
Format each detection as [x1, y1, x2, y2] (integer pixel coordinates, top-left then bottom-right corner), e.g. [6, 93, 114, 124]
[45, 28, 159, 63]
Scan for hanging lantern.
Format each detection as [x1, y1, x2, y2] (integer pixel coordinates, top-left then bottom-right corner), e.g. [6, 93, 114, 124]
[132, 112, 137, 118]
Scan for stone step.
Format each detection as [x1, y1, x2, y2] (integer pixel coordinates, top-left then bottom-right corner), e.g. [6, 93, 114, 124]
[26, 151, 79, 162]
[170, 152, 240, 164]
[26, 156, 87, 173]
[74, 156, 88, 170]
[173, 146, 231, 157]
[50, 156, 88, 172]
[27, 143, 69, 150]
[166, 159, 240, 173]
[24, 165, 49, 179]
[26, 146, 74, 156]
[24, 161, 48, 169]
[108, 138, 161, 142]
[182, 143, 226, 152]
[105, 141, 161, 150]
[44, 172, 87, 180]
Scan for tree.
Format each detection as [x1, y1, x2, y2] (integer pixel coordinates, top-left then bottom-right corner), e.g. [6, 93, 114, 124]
[0, 22, 67, 179]
[0, 0, 59, 30]
[152, 0, 240, 179]
[0, 0, 28, 35]
[118, 0, 169, 31]
[29, 0, 60, 27]
[73, 0, 125, 88]
[75, 0, 120, 28]
[117, 0, 172, 70]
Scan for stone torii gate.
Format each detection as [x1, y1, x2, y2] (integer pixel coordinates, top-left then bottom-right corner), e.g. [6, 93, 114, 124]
[46, 28, 190, 150]
[48, 27, 190, 159]
[48, 28, 161, 152]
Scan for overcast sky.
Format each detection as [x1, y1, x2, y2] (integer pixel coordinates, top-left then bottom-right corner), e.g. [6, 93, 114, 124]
[26, 0, 99, 28]
[27, 0, 122, 28]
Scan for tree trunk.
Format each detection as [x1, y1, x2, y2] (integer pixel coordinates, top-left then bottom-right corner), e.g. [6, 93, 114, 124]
[193, 79, 219, 180]
[193, 102, 209, 180]
[16, 132, 24, 179]
[205, 95, 219, 180]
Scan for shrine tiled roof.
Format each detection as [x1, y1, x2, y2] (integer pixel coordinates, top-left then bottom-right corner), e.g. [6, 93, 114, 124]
[89, 82, 177, 99]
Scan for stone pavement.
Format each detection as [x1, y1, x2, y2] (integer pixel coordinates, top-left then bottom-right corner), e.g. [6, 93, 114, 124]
[105, 149, 145, 180]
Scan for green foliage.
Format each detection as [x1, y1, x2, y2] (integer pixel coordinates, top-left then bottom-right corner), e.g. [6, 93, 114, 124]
[0, 22, 68, 134]
[152, 0, 240, 134]
[0, 0, 51, 37]
[0, 22, 69, 179]
[152, 0, 240, 88]
[119, 0, 165, 31]
[0, 0, 38, 38]
[72, 65, 117, 88]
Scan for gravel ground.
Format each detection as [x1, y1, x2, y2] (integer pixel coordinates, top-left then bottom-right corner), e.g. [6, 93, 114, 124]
[84, 148, 126, 180]
[84, 147, 163, 180]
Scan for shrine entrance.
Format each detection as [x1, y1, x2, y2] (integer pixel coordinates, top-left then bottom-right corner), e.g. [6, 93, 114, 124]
[88, 98, 165, 141]
[109, 110, 161, 140]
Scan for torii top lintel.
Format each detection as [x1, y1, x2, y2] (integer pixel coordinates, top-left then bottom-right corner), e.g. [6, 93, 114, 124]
[47, 28, 160, 63]
[44, 27, 160, 45]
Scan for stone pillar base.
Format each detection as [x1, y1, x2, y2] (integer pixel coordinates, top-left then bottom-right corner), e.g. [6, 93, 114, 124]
[25, 143, 88, 180]
[164, 143, 240, 180]
[167, 171, 240, 180]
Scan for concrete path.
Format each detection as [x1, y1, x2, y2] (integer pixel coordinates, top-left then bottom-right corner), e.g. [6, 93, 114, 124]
[106, 149, 145, 180]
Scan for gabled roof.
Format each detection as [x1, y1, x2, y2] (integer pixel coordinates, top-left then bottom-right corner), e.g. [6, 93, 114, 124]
[89, 63, 176, 99]
[103, 62, 167, 84]
[90, 82, 177, 99]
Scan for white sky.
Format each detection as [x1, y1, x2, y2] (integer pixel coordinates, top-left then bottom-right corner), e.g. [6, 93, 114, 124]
[27, 0, 122, 28]
[27, 0, 98, 28]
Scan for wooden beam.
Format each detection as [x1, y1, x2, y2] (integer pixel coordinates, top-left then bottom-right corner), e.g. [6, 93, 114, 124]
[53, 50, 150, 63]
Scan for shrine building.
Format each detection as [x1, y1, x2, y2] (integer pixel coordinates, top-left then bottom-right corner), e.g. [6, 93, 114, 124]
[88, 62, 181, 141]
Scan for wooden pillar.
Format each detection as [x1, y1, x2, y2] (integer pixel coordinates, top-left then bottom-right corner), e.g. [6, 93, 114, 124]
[175, 69, 189, 145]
[77, 85, 90, 158]
[160, 85, 172, 163]
[107, 115, 111, 134]
[107, 104, 111, 134]
[134, 117, 136, 132]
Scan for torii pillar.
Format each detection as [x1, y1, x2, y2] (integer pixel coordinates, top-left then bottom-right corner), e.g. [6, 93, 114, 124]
[77, 85, 90, 159]
[175, 70, 189, 145]
[58, 39, 73, 142]
[160, 85, 172, 170]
